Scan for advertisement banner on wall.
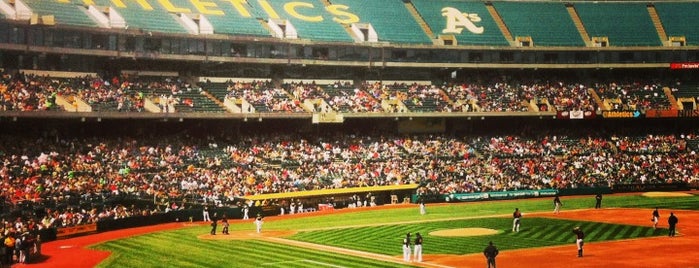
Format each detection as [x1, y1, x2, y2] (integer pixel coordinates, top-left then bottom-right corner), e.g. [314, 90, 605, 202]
[645, 109, 678, 118]
[670, 62, 699, 69]
[557, 110, 596, 120]
[443, 189, 559, 202]
[601, 111, 642, 118]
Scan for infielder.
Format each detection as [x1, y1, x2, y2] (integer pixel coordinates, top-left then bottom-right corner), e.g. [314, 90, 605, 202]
[402, 232, 412, 262]
[652, 207, 660, 229]
[572, 227, 585, 257]
[413, 233, 423, 262]
[512, 208, 522, 232]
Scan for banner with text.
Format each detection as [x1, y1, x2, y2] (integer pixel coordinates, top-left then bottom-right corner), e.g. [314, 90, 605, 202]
[443, 189, 559, 202]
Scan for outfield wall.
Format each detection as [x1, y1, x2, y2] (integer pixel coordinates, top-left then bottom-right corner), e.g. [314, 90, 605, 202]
[420, 183, 689, 203]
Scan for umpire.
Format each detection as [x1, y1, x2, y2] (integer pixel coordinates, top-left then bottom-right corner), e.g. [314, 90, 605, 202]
[483, 241, 499, 268]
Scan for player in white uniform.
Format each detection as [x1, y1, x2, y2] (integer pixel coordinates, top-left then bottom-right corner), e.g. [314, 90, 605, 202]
[413, 233, 423, 262]
[402, 233, 412, 262]
[254, 214, 264, 233]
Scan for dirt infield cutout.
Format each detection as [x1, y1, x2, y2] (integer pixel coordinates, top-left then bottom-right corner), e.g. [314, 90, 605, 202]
[642, 191, 693, 197]
[429, 227, 500, 237]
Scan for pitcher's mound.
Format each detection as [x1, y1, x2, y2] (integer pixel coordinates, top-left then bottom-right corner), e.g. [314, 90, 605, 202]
[642, 192, 693, 197]
[198, 230, 296, 240]
[429, 228, 500, 237]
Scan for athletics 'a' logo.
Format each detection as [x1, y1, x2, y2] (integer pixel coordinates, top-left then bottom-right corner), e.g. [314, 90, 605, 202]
[441, 7, 484, 34]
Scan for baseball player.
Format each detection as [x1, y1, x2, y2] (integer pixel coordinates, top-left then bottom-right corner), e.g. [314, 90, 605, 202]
[413, 233, 423, 262]
[221, 217, 229, 235]
[512, 208, 522, 232]
[652, 207, 660, 229]
[203, 206, 211, 222]
[572, 227, 585, 257]
[553, 195, 562, 214]
[402, 232, 412, 262]
[254, 214, 264, 233]
[242, 205, 250, 220]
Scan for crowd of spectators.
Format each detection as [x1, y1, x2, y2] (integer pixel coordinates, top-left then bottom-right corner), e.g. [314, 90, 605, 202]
[1, 71, 698, 244]
[2, 124, 699, 234]
[0, 71, 201, 113]
[1, 71, 688, 114]
[220, 79, 674, 113]
[0, 73, 59, 112]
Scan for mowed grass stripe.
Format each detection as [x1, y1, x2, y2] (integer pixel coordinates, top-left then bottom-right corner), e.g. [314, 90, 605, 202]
[584, 223, 609, 240]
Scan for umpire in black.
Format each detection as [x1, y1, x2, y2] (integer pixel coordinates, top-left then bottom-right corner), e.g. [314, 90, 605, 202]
[483, 241, 499, 268]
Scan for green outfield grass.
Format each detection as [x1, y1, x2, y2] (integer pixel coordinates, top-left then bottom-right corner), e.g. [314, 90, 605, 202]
[91, 193, 698, 268]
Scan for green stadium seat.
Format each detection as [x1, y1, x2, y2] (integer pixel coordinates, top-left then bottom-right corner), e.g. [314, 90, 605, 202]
[261, 0, 352, 42]
[655, 3, 699, 46]
[492, 2, 584, 47]
[574, 3, 662, 47]
[331, 0, 432, 44]
[23, 0, 98, 27]
[92, 0, 187, 34]
[167, 0, 270, 36]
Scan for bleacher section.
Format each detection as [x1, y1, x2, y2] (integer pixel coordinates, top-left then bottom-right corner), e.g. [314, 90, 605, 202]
[655, 3, 699, 46]
[91, 0, 187, 34]
[492, 2, 584, 47]
[22, 0, 97, 27]
[574, 3, 661, 47]
[411, 0, 509, 46]
[323, 86, 358, 113]
[673, 84, 699, 98]
[9, 0, 699, 48]
[263, 0, 352, 42]
[331, 0, 432, 44]
[169, 0, 270, 36]
[173, 89, 226, 113]
[204, 82, 230, 102]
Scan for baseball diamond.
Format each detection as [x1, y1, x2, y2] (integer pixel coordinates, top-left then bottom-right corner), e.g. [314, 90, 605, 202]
[31, 193, 699, 268]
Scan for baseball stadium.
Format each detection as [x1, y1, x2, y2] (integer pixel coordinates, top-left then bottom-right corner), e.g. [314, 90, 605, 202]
[1, 0, 699, 267]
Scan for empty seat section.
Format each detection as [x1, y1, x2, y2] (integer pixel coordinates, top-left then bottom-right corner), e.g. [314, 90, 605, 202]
[492, 2, 584, 47]
[169, 0, 270, 36]
[411, 0, 508, 46]
[175, 90, 226, 113]
[574, 3, 661, 47]
[261, 0, 352, 42]
[673, 84, 699, 98]
[331, 0, 432, 44]
[204, 83, 231, 102]
[655, 3, 699, 46]
[23, 0, 97, 27]
[92, 0, 187, 34]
